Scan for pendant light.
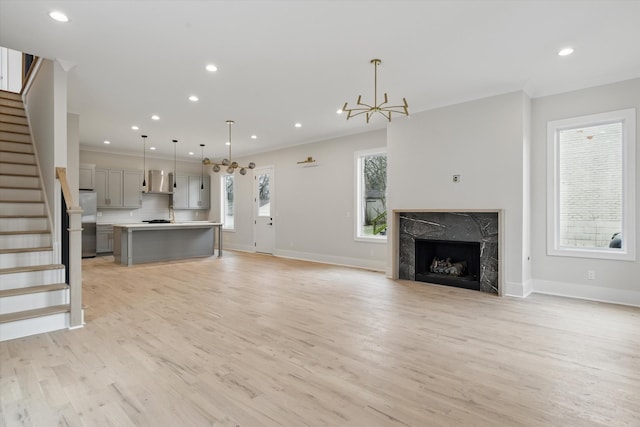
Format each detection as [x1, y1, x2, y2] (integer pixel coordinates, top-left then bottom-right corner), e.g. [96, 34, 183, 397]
[172, 139, 178, 188]
[200, 144, 205, 190]
[141, 135, 147, 187]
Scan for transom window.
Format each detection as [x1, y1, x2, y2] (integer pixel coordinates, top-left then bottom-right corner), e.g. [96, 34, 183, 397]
[547, 108, 636, 260]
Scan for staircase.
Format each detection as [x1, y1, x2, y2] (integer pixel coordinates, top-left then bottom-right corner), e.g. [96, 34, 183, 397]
[0, 89, 70, 341]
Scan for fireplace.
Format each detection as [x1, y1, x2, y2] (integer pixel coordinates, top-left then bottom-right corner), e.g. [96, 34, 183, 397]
[397, 211, 500, 294]
[415, 239, 481, 291]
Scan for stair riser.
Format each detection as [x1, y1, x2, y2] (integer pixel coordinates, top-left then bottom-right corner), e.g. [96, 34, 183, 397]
[0, 217, 48, 232]
[0, 98, 24, 110]
[0, 174, 39, 188]
[0, 105, 26, 117]
[0, 311, 69, 342]
[0, 233, 52, 250]
[1, 152, 35, 164]
[0, 122, 29, 134]
[0, 114, 28, 126]
[0, 268, 64, 290]
[0, 251, 54, 268]
[0, 141, 33, 153]
[0, 187, 42, 201]
[0, 91, 23, 101]
[0, 202, 46, 215]
[0, 131, 30, 143]
[0, 289, 68, 315]
[0, 163, 37, 175]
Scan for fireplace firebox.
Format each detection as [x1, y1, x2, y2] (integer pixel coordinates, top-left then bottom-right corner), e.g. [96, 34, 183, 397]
[415, 239, 481, 291]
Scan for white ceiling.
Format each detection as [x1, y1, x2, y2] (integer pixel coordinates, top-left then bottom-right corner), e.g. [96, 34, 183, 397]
[1, 0, 639, 163]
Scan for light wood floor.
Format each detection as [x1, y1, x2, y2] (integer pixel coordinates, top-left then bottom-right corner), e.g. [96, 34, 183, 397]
[1, 252, 639, 426]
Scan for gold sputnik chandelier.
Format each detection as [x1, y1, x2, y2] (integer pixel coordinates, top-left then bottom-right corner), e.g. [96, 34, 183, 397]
[342, 58, 409, 123]
[203, 120, 256, 175]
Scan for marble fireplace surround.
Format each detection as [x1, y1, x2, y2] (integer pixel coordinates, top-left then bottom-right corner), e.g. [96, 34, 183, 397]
[391, 209, 503, 295]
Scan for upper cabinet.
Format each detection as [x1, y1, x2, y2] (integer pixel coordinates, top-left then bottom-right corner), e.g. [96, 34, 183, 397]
[95, 168, 143, 208]
[172, 174, 210, 210]
[79, 163, 95, 190]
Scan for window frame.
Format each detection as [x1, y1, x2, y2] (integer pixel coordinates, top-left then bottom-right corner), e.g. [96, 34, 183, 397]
[546, 108, 636, 260]
[354, 147, 388, 243]
[220, 174, 235, 231]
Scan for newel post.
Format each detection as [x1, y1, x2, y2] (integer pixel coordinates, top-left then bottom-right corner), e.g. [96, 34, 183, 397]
[67, 206, 83, 328]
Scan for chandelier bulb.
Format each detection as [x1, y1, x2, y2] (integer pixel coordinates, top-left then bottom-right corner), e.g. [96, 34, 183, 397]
[227, 166, 235, 174]
[239, 168, 247, 176]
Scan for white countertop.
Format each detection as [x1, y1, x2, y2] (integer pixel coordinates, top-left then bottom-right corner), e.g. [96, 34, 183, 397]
[113, 222, 222, 230]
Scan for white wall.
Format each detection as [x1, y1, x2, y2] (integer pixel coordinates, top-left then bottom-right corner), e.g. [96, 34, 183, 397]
[387, 91, 530, 295]
[67, 113, 80, 204]
[79, 150, 208, 224]
[530, 78, 640, 306]
[24, 59, 68, 260]
[215, 129, 388, 270]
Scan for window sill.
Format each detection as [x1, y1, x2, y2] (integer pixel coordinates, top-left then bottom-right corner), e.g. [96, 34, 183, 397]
[548, 246, 635, 261]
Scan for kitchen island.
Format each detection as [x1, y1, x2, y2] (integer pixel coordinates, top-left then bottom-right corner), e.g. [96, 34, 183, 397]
[112, 222, 223, 266]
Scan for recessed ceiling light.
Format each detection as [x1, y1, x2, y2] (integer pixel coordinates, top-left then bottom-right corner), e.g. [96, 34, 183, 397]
[151, 115, 160, 120]
[188, 95, 199, 102]
[251, 134, 257, 139]
[225, 141, 231, 146]
[188, 152, 194, 156]
[205, 64, 218, 72]
[150, 146, 156, 150]
[131, 125, 139, 130]
[336, 109, 343, 114]
[103, 140, 110, 145]
[558, 47, 574, 57]
[49, 11, 69, 22]
[294, 123, 302, 128]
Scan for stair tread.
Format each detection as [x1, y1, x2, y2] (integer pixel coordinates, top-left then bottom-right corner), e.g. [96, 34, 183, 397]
[0, 185, 40, 190]
[0, 230, 49, 235]
[0, 149, 33, 155]
[0, 215, 46, 218]
[0, 200, 44, 204]
[0, 264, 64, 275]
[0, 283, 67, 298]
[0, 139, 30, 144]
[0, 160, 35, 166]
[0, 246, 52, 254]
[0, 304, 69, 324]
[0, 173, 38, 178]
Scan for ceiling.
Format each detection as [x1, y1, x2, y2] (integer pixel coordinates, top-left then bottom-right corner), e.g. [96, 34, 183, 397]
[1, 1, 639, 163]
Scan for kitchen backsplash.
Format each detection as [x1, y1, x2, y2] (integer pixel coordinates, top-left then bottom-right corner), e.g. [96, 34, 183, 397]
[97, 194, 210, 224]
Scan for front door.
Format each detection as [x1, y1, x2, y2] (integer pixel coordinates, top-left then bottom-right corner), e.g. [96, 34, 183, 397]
[254, 166, 274, 254]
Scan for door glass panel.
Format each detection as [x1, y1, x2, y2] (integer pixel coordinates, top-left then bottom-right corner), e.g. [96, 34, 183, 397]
[258, 173, 270, 217]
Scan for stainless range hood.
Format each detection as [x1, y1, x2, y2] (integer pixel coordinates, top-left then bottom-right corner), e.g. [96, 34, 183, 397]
[146, 170, 172, 193]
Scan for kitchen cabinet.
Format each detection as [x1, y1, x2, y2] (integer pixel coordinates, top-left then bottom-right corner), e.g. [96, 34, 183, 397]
[123, 170, 143, 208]
[172, 174, 210, 210]
[79, 163, 95, 190]
[95, 168, 143, 208]
[96, 224, 113, 253]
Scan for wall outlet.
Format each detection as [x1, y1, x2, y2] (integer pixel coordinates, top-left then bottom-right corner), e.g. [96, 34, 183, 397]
[587, 270, 595, 280]
[129, 211, 133, 216]
[97, 211, 102, 217]
[452, 174, 461, 183]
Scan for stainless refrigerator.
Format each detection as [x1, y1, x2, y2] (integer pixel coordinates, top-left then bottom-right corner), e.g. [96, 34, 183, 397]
[80, 190, 97, 258]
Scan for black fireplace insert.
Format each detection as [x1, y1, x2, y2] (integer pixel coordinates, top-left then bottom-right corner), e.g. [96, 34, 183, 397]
[415, 239, 481, 291]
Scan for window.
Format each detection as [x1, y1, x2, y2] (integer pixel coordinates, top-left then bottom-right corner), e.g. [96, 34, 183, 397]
[221, 175, 234, 230]
[547, 108, 636, 260]
[355, 148, 387, 241]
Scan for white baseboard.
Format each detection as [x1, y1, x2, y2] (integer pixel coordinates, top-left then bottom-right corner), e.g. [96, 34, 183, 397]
[274, 249, 386, 272]
[222, 243, 256, 253]
[504, 279, 532, 298]
[221, 245, 385, 271]
[532, 279, 640, 307]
